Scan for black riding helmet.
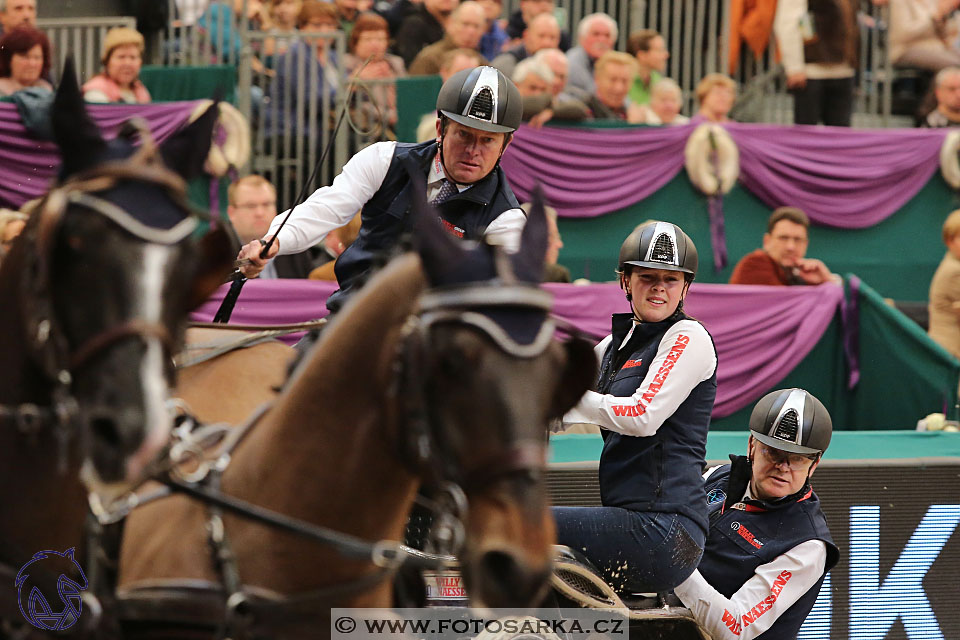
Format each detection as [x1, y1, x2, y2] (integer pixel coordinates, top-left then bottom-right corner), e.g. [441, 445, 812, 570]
[436, 66, 523, 134]
[750, 388, 832, 456]
[618, 221, 698, 280]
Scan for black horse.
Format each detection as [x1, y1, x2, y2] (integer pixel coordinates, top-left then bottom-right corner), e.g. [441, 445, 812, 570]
[0, 60, 234, 632]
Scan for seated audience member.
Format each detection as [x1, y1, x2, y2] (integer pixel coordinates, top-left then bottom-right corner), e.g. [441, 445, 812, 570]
[492, 12, 560, 78]
[631, 77, 688, 125]
[521, 201, 568, 282]
[889, 0, 960, 71]
[228, 175, 316, 278]
[676, 388, 838, 640]
[268, 0, 303, 56]
[0, 0, 36, 35]
[408, 1, 486, 75]
[696, 73, 736, 122]
[513, 57, 553, 120]
[627, 28, 668, 106]
[0, 26, 51, 96]
[923, 66, 960, 127]
[527, 47, 590, 124]
[394, 0, 457, 68]
[729, 207, 839, 286]
[198, 0, 273, 71]
[477, 0, 508, 60]
[504, 0, 570, 50]
[928, 209, 960, 357]
[83, 27, 151, 104]
[566, 12, 616, 93]
[415, 47, 484, 141]
[335, 0, 359, 37]
[345, 12, 405, 134]
[566, 50, 635, 120]
[534, 47, 567, 93]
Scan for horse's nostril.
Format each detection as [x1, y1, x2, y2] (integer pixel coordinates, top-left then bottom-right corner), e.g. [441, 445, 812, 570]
[479, 550, 552, 606]
[90, 416, 122, 448]
[481, 550, 522, 584]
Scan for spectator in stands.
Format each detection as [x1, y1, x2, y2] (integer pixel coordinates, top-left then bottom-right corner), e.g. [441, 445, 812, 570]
[564, 50, 634, 120]
[0, 0, 36, 36]
[513, 57, 552, 119]
[504, 0, 570, 50]
[516, 51, 588, 126]
[675, 388, 838, 640]
[345, 12, 405, 136]
[0, 26, 51, 97]
[269, 0, 303, 56]
[627, 29, 668, 107]
[228, 175, 317, 278]
[630, 77, 688, 125]
[335, 0, 359, 37]
[394, 0, 457, 67]
[889, 0, 960, 71]
[492, 12, 560, 78]
[408, 1, 485, 75]
[773, 0, 857, 126]
[922, 66, 960, 126]
[928, 209, 960, 357]
[415, 47, 485, 141]
[477, 0, 507, 60]
[695, 73, 736, 122]
[198, 0, 273, 72]
[566, 13, 617, 94]
[534, 47, 568, 94]
[83, 27, 152, 104]
[729, 207, 839, 286]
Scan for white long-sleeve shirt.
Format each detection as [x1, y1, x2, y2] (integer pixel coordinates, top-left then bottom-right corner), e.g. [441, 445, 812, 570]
[773, 0, 854, 79]
[674, 473, 828, 640]
[267, 141, 526, 256]
[562, 320, 717, 437]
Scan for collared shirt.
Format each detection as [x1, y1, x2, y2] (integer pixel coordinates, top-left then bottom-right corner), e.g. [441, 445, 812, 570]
[673, 469, 828, 640]
[267, 141, 526, 255]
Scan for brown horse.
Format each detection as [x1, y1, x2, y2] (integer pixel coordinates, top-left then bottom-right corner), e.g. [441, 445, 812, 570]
[0, 62, 234, 631]
[116, 197, 596, 637]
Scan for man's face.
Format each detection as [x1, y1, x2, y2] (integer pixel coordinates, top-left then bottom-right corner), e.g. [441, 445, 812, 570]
[749, 437, 819, 501]
[580, 18, 614, 60]
[594, 62, 631, 109]
[636, 35, 668, 73]
[440, 53, 479, 80]
[541, 52, 567, 95]
[228, 183, 277, 244]
[523, 16, 560, 54]
[1, 0, 36, 31]
[448, 4, 485, 49]
[519, 0, 553, 24]
[937, 72, 960, 112]
[516, 72, 549, 96]
[439, 120, 508, 184]
[763, 219, 809, 268]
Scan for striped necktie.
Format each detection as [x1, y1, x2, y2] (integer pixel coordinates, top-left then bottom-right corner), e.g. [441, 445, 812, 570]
[431, 179, 458, 204]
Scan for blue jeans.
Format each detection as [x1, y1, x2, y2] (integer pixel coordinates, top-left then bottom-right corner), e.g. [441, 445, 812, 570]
[553, 506, 705, 594]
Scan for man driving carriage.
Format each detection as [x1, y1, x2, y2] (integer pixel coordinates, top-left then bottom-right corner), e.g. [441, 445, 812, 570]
[238, 65, 525, 313]
[674, 388, 838, 640]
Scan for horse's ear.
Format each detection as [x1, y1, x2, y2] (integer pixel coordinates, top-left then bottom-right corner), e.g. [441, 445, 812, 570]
[511, 185, 548, 283]
[160, 102, 219, 181]
[187, 226, 237, 310]
[550, 337, 596, 418]
[52, 56, 107, 178]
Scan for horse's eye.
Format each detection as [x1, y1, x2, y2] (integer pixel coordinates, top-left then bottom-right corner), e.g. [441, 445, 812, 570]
[66, 235, 83, 251]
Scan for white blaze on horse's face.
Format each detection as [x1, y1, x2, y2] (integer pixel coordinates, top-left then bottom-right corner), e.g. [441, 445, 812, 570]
[124, 243, 175, 481]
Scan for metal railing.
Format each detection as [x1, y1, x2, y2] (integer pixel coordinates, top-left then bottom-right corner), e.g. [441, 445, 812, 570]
[38, 16, 137, 83]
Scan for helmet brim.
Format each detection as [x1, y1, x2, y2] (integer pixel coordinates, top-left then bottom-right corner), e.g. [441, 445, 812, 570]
[440, 110, 516, 134]
[750, 431, 822, 456]
[621, 260, 695, 275]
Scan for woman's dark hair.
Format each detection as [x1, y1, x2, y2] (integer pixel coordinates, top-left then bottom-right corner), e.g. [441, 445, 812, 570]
[0, 26, 51, 79]
[348, 12, 388, 54]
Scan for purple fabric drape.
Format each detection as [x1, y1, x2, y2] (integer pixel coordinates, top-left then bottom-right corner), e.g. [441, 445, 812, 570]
[499, 123, 694, 218]
[499, 122, 948, 228]
[0, 101, 201, 208]
[192, 279, 843, 418]
[728, 123, 947, 228]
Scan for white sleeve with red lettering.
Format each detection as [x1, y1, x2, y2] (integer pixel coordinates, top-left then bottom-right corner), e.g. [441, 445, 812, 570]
[561, 320, 716, 436]
[673, 540, 827, 640]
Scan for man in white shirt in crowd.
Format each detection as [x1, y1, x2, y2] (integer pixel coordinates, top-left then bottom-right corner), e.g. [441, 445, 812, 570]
[238, 66, 526, 312]
[675, 388, 839, 640]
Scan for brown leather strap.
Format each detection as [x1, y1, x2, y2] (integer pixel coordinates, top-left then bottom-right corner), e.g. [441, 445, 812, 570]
[70, 320, 173, 372]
